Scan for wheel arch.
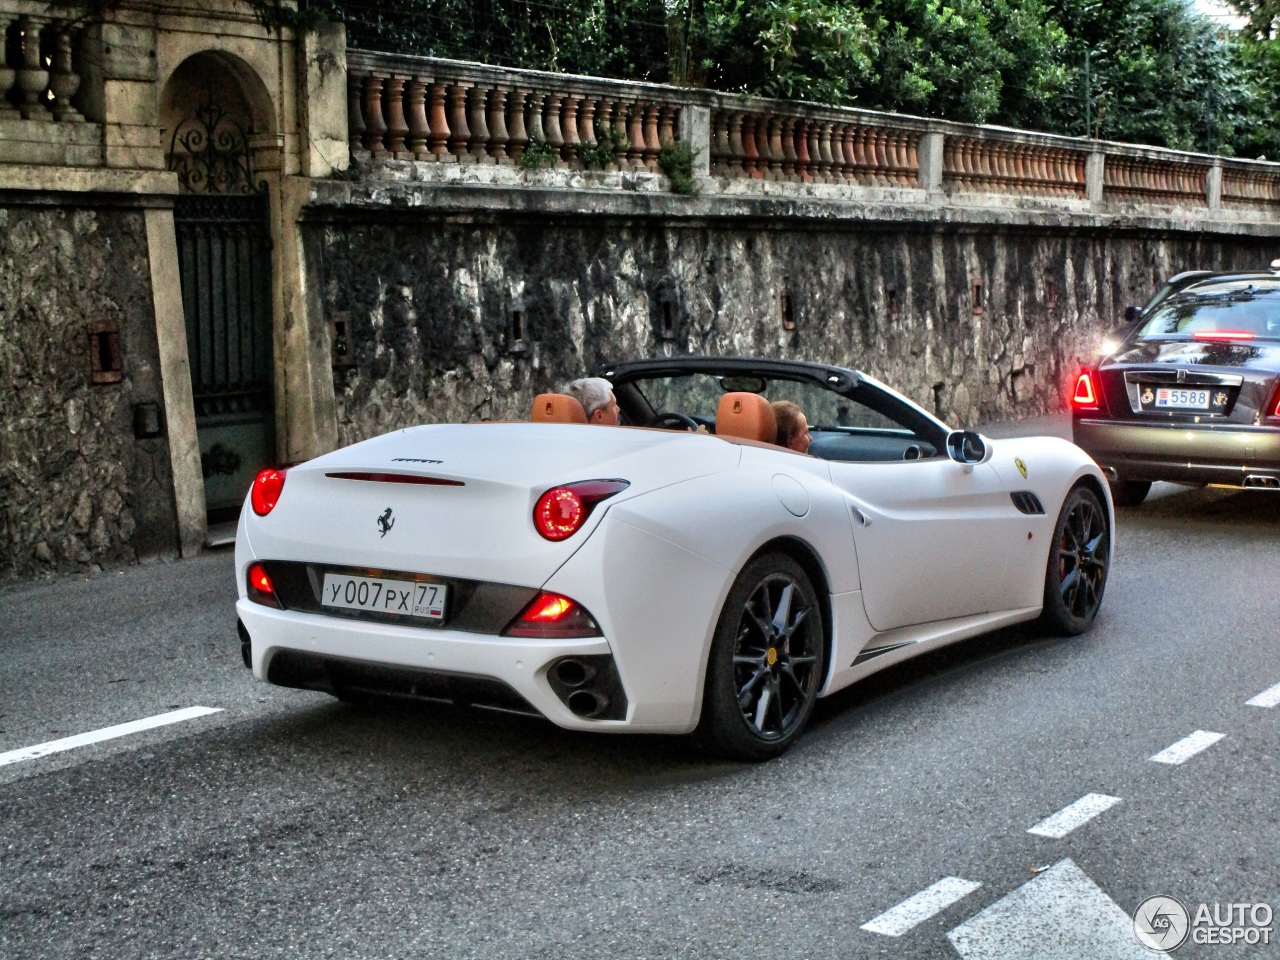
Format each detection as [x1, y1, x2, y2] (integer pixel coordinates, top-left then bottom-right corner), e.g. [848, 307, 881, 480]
[744, 535, 835, 688]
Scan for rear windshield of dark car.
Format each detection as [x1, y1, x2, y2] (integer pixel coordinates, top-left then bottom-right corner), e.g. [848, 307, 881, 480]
[1138, 281, 1280, 341]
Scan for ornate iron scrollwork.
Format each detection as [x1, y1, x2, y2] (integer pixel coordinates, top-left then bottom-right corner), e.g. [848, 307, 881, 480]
[169, 101, 265, 194]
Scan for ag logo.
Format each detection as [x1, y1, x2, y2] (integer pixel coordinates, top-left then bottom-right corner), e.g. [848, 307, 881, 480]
[377, 507, 395, 538]
[1133, 895, 1190, 952]
[1014, 457, 1028, 479]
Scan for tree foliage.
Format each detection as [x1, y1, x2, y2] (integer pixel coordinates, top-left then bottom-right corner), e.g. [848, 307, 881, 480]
[282, 0, 1280, 156]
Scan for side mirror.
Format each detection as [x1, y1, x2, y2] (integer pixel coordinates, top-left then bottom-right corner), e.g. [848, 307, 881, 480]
[1123, 304, 1142, 323]
[946, 430, 992, 470]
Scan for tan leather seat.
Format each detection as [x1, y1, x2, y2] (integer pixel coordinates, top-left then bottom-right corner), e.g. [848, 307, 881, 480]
[715, 392, 776, 442]
[532, 393, 588, 424]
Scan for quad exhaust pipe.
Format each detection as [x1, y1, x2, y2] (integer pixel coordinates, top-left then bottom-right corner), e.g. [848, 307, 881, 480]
[567, 689, 610, 719]
[549, 656, 621, 720]
[1244, 474, 1280, 489]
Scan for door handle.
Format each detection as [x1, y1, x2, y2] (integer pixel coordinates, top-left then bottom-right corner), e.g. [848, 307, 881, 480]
[852, 506, 871, 527]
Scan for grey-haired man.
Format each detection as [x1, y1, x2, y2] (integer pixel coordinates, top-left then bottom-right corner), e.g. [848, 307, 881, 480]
[565, 377, 620, 425]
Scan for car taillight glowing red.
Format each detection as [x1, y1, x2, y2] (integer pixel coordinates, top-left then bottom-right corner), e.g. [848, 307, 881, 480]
[1073, 372, 1098, 408]
[532, 479, 629, 541]
[251, 468, 287, 516]
[1193, 330, 1255, 340]
[246, 562, 281, 608]
[502, 591, 601, 638]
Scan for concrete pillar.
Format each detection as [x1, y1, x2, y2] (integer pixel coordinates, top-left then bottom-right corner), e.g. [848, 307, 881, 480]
[678, 104, 710, 178]
[1207, 161, 1223, 211]
[917, 131, 944, 192]
[299, 22, 349, 177]
[144, 206, 206, 557]
[1085, 151, 1105, 203]
[280, 176, 338, 461]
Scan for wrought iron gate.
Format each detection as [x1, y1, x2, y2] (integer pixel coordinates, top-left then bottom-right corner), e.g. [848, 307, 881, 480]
[170, 101, 275, 519]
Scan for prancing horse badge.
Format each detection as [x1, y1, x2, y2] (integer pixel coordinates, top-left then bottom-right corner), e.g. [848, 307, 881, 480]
[1014, 457, 1028, 479]
[377, 507, 395, 537]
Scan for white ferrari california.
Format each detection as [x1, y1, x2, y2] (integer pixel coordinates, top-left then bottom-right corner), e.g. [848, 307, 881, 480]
[235, 357, 1111, 759]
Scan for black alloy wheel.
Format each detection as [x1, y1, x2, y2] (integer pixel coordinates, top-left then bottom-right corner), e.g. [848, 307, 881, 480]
[1039, 485, 1110, 636]
[697, 553, 825, 761]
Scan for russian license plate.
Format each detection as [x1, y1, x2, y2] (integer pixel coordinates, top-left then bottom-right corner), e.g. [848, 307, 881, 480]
[1153, 387, 1210, 410]
[321, 573, 447, 621]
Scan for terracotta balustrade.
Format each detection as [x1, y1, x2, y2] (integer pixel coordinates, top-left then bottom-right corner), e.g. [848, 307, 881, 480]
[943, 137, 1086, 197]
[347, 51, 677, 171]
[709, 109, 920, 186]
[346, 49, 1280, 213]
[1221, 168, 1280, 208]
[1103, 155, 1207, 205]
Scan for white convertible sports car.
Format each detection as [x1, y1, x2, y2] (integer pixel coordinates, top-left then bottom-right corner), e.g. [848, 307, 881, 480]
[236, 357, 1111, 759]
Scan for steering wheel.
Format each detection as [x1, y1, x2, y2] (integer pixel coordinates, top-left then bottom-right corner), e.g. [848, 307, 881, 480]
[648, 411, 701, 431]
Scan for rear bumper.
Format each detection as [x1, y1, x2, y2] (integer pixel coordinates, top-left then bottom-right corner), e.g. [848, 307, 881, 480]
[237, 599, 693, 733]
[1073, 416, 1280, 486]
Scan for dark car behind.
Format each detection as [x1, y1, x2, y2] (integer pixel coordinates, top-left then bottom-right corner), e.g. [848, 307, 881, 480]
[1073, 273, 1280, 505]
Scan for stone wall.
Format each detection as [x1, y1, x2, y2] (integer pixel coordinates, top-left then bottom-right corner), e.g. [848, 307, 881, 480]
[308, 212, 1273, 446]
[0, 201, 178, 579]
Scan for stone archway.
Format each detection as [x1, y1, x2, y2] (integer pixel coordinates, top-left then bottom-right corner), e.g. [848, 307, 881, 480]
[162, 52, 279, 526]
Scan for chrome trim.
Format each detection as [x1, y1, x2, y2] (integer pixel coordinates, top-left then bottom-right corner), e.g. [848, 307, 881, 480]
[1123, 369, 1244, 387]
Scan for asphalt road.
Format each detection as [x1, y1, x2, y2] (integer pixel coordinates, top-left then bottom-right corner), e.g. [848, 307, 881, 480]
[3, 434, 1280, 958]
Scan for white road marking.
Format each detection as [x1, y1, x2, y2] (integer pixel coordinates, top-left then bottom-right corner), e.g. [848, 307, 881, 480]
[948, 858, 1149, 959]
[1149, 730, 1225, 765]
[861, 877, 982, 937]
[0, 707, 223, 767]
[1247, 681, 1280, 708]
[1026, 793, 1122, 839]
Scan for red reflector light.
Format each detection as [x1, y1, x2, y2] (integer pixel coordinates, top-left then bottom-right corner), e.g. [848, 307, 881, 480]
[502, 592, 601, 638]
[251, 468, 287, 516]
[246, 562, 281, 608]
[1072, 372, 1097, 407]
[532, 479, 629, 541]
[1193, 330, 1255, 340]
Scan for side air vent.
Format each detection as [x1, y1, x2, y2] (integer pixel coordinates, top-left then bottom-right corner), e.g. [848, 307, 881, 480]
[1010, 491, 1046, 515]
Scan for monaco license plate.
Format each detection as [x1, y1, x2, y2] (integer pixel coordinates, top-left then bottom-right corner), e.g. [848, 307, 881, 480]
[321, 573, 447, 621]
[1153, 387, 1211, 410]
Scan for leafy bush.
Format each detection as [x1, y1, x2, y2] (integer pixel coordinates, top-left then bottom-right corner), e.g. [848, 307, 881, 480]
[576, 125, 630, 169]
[519, 137, 560, 170]
[658, 142, 699, 195]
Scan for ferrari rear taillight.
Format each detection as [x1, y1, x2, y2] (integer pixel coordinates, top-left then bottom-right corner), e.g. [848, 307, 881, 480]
[1072, 372, 1098, 409]
[246, 562, 281, 608]
[532, 479, 629, 541]
[502, 591, 602, 638]
[251, 468, 287, 516]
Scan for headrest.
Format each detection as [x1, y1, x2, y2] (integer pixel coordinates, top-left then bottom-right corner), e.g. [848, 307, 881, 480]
[715, 392, 776, 443]
[532, 393, 587, 424]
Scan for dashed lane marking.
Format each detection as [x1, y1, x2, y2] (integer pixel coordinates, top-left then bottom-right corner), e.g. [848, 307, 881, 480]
[861, 876, 983, 937]
[1247, 681, 1280, 708]
[1026, 793, 1122, 839]
[1149, 730, 1225, 765]
[947, 858, 1149, 959]
[0, 707, 224, 766]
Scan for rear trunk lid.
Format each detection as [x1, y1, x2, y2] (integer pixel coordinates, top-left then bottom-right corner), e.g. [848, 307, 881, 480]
[244, 423, 741, 587]
[1098, 339, 1280, 425]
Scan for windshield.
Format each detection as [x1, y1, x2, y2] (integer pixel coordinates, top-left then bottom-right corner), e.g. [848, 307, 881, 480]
[1137, 281, 1280, 341]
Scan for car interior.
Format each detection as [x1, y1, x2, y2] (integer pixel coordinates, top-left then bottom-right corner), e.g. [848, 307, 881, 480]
[534, 371, 948, 463]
